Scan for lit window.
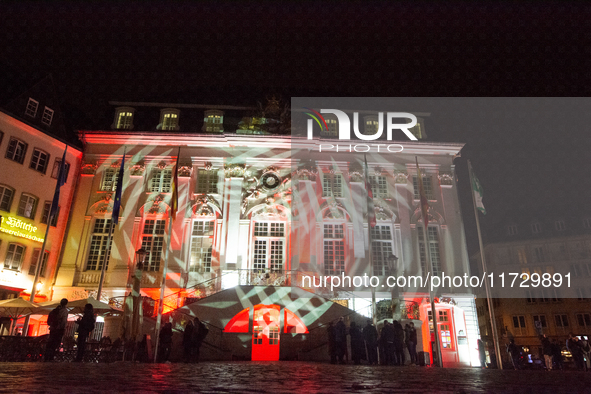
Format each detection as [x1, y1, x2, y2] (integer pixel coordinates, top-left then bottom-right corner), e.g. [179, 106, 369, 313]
[101, 168, 120, 191]
[370, 175, 388, 198]
[0, 185, 14, 211]
[440, 324, 452, 349]
[30, 148, 50, 173]
[531, 223, 541, 234]
[161, 109, 179, 131]
[322, 173, 343, 197]
[555, 314, 569, 328]
[413, 175, 434, 200]
[323, 118, 337, 137]
[6, 137, 28, 164]
[419, 226, 441, 276]
[85, 219, 113, 271]
[204, 110, 224, 133]
[323, 223, 345, 275]
[576, 313, 591, 328]
[141, 219, 166, 271]
[364, 116, 380, 136]
[28, 249, 49, 277]
[150, 168, 172, 193]
[41, 107, 54, 126]
[25, 98, 38, 118]
[189, 221, 214, 273]
[51, 159, 70, 182]
[517, 249, 527, 264]
[40, 201, 59, 226]
[253, 222, 285, 272]
[4, 243, 25, 271]
[197, 169, 218, 194]
[555, 221, 565, 231]
[17, 193, 38, 219]
[113, 108, 134, 130]
[371, 225, 393, 276]
[507, 225, 518, 236]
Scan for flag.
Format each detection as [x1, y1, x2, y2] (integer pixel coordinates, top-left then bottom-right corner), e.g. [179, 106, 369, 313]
[471, 169, 486, 215]
[111, 148, 126, 224]
[171, 147, 180, 220]
[415, 157, 430, 229]
[49, 147, 67, 218]
[364, 155, 376, 228]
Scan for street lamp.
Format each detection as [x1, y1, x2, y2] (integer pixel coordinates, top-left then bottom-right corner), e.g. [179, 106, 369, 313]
[387, 255, 400, 320]
[130, 248, 147, 342]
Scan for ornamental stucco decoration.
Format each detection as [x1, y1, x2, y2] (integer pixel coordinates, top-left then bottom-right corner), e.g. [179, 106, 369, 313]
[130, 162, 145, 176]
[348, 162, 364, 183]
[224, 163, 251, 178]
[81, 162, 98, 175]
[252, 204, 287, 220]
[156, 161, 168, 170]
[110, 160, 122, 168]
[193, 195, 221, 217]
[293, 160, 318, 181]
[394, 171, 409, 184]
[93, 194, 113, 214]
[438, 172, 453, 186]
[178, 165, 192, 177]
[203, 162, 213, 171]
[148, 195, 167, 215]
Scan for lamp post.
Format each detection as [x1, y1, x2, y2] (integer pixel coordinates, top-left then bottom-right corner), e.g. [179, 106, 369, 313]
[387, 255, 401, 321]
[130, 248, 147, 343]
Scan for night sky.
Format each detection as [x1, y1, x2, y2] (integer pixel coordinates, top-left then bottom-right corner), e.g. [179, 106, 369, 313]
[2, 1, 591, 256]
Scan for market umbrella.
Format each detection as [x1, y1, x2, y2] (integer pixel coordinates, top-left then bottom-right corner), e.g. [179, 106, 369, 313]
[0, 297, 41, 335]
[40, 297, 118, 315]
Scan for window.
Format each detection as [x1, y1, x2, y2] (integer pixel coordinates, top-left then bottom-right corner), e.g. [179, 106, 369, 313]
[141, 219, 166, 271]
[197, 169, 218, 194]
[571, 264, 582, 277]
[438, 310, 449, 322]
[440, 323, 452, 349]
[533, 315, 547, 328]
[150, 168, 172, 193]
[6, 137, 28, 164]
[28, 249, 49, 278]
[507, 225, 518, 236]
[555, 221, 565, 231]
[4, 244, 25, 271]
[369, 175, 388, 198]
[419, 226, 441, 276]
[161, 109, 179, 131]
[85, 219, 113, 271]
[533, 246, 546, 263]
[114, 108, 134, 130]
[322, 173, 343, 197]
[364, 116, 379, 135]
[576, 313, 591, 328]
[0, 185, 14, 211]
[41, 107, 54, 126]
[512, 315, 526, 335]
[101, 168, 120, 191]
[371, 225, 393, 276]
[189, 221, 214, 273]
[40, 201, 59, 226]
[204, 110, 223, 132]
[323, 118, 337, 137]
[51, 159, 70, 182]
[25, 98, 38, 118]
[576, 288, 586, 301]
[17, 193, 37, 219]
[525, 290, 536, 303]
[253, 222, 285, 272]
[413, 175, 434, 200]
[531, 223, 541, 234]
[29, 148, 50, 173]
[323, 223, 345, 275]
[555, 314, 569, 328]
[517, 249, 527, 264]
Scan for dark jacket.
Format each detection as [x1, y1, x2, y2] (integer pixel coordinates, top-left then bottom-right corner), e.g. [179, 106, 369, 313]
[76, 311, 95, 335]
[363, 323, 378, 345]
[183, 322, 194, 347]
[541, 337, 552, 356]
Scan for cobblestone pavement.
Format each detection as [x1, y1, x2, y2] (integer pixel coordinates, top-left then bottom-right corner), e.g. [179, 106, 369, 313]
[1, 362, 591, 394]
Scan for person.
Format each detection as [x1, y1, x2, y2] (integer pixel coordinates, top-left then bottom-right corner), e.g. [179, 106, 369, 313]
[477, 339, 486, 368]
[393, 320, 405, 366]
[407, 322, 418, 365]
[551, 339, 563, 370]
[380, 320, 395, 365]
[45, 298, 69, 361]
[363, 319, 378, 365]
[158, 322, 173, 363]
[349, 322, 365, 365]
[74, 303, 95, 362]
[567, 333, 585, 371]
[327, 322, 336, 364]
[191, 317, 208, 363]
[540, 334, 552, 371]
[182, 320, 194, 363]
[507, 339, 521, 370]
[334, 317, 347, 364]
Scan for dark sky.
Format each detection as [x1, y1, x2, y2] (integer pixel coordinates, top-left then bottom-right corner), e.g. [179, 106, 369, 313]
[2, 1, 591, 255]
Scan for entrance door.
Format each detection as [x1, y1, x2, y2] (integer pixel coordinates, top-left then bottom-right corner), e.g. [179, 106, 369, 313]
[252, 305, 280, 361]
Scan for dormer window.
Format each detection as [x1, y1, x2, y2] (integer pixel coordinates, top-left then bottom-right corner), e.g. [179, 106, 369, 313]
[363, 115, 379, 136]
[113, 107, 134, 130]
[531, 223, 542, 234]
[160, 109, 179, 131]
[42, 107, 54, 126]
[25, 98, 39, 118]
[204, 110, 223, 133]
[322, 116, 338, 137]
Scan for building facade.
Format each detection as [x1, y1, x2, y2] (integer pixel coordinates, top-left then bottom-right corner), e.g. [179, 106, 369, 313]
[54, 101, 479, 365]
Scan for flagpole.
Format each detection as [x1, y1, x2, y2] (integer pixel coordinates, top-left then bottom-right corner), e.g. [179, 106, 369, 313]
[416, 156, 443, 368]
[154, 147, 180, 363]
[364, 154, 379, 364]
[97, 148, 126, 301]
[468, 160, 503, 369]
[23, 146, 68, 335]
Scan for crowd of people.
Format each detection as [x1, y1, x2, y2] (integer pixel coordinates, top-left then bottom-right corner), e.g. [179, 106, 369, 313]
[327, 317, 418, 365]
